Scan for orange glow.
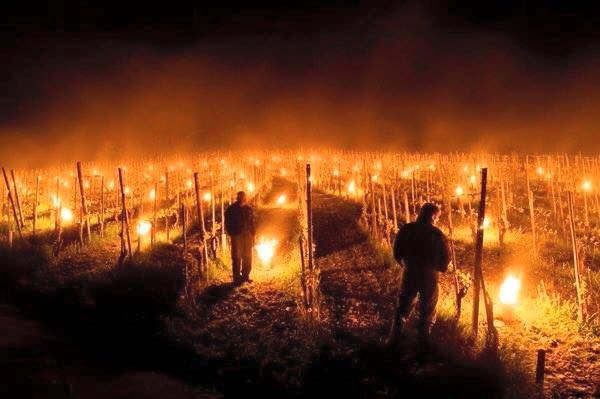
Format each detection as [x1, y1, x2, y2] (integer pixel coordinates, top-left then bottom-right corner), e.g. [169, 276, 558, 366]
[255, 237, 277, 266]
[137, 220, 152, 236]
[60, 207, 73, 224]
[582, 180, 592, 191]
[347, 180, 356, 194]
[499, 274, 521, 305]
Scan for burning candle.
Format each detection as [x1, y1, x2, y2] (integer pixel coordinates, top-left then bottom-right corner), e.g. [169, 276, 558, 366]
[582, 180, 592, 192]
[255, 238, 277, 266]
[499, 274, 521, 305]
[137, 220, 152, 236]
[480, 216, 491, 230]
[60, 207, 73, 225]
[347, 180, 356, 194]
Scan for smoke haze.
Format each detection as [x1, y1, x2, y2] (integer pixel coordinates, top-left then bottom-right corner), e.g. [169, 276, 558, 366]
[2, 3, 600, 167]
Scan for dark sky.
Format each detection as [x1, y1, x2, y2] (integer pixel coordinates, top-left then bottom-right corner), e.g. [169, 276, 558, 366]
[2, 1, 600, 166]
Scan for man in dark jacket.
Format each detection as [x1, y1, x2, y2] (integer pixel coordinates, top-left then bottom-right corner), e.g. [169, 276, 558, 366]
[386, 203, 450, 353]
[225, 191, 256, 285]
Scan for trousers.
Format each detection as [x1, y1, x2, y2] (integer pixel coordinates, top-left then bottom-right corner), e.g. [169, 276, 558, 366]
[230, 233, 253, 281]
[394, 267, 439, 343]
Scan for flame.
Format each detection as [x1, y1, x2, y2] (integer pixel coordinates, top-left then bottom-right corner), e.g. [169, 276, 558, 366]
[246, 182, 255, 193]
[276, 194, 287, 205]
[52, 194, 61, 208]
[480, 216, 491, 229]
[499, 274, 521, 305]
[582, 180, 592, 191]
[255, 238, 277, 265]
[536, 166, 544, 176]
[203, 191, 212, 202]
[137, 220, 152, 236]
[455, 185, 464, 196]
[186, 179, 193, 189]
[149, 188, 156, 200]
[60, 207, 73, 224]
[347, 180, 356, 194]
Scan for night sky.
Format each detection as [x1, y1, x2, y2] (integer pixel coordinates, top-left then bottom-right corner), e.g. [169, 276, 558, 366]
[2, 1, 600, 166]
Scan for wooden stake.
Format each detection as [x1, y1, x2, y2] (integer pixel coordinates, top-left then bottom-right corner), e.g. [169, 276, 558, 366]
[403, 191, 410, 224]
[567, 191, 584, 323]
[10, 170, 24, 228]
[390, 185, 398, 230]
[2, 168, 22, 239]
[33, 175, 39, 237]
[118, 168, 132, 257]
[152, 182, 157, 246]
[536, 349, 546, 385]
[100, 176, 105, 237]
[76, 162, 91, 242]
[182, 203, 187, 254]
[472, 168, 488, 339]
[193, 172, 208, 267]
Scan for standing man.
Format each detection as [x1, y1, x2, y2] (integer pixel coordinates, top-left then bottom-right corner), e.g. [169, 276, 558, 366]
[386, 203, 450, 355]
[225, 191, 255, 285]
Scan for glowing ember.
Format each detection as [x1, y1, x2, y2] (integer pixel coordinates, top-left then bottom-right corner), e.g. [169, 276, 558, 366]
[107, 181, 115, 191]
[60, 207, 73, 224]
[255, 238, 277, 265]
[536, 166, 544, 176]
[276, 194, 287, 205]
[469, 174, 477, 185]
[455, 185, 464, 196]
[137, 220, 152, 236]
[186, 179, 193, 189]
[480, 216, 491, 229]
[499, 274, 521, 305]
[347, 180, 356, 194]
[203, 191, 212, 202]
[52, 195, 61, 208]
[582, 180, 592, 191]
[124, 186, 131, 195]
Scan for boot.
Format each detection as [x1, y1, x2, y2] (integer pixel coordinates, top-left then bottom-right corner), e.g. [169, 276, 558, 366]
[416, 324, 434, 363]
[384, 314, 406, 349]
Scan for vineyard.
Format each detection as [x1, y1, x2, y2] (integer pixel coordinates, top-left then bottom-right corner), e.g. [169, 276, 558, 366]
[1, 151, 599, 397]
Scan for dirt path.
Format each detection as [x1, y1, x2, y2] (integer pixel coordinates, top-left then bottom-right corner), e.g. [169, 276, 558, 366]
[166, 177, 323, 396]
[311, 189, 511, 397]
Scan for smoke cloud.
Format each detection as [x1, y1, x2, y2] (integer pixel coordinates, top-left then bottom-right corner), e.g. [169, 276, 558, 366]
[2, 3, 600, 167]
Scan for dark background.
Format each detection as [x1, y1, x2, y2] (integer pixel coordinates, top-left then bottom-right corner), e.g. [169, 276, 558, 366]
[2, 1, 600, 166]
